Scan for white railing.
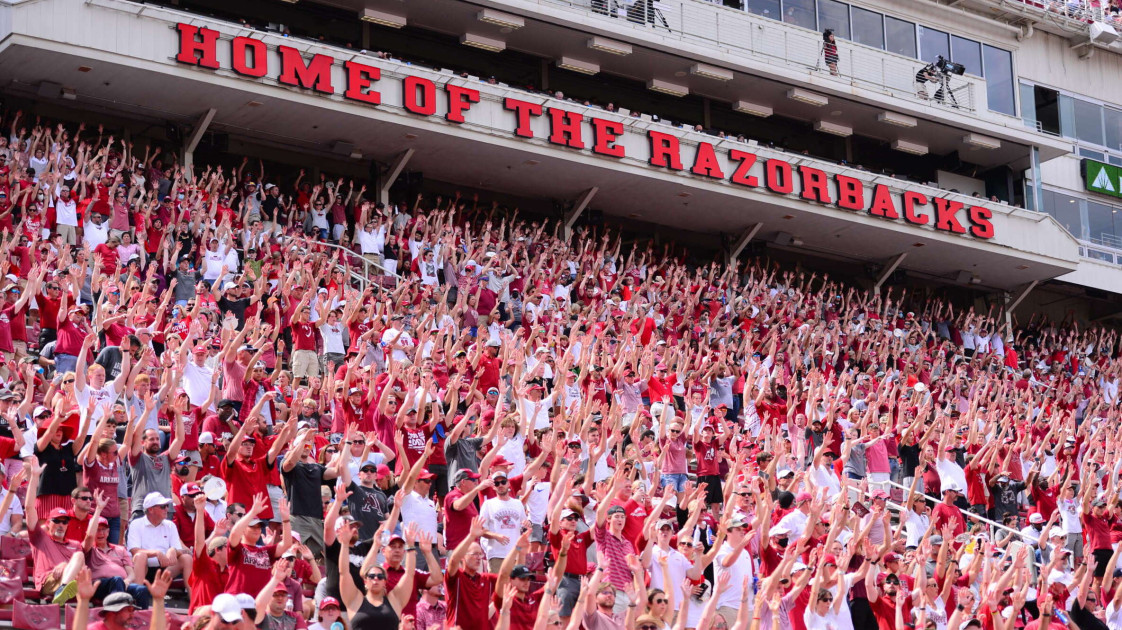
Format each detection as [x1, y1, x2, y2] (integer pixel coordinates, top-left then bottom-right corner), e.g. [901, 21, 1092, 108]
[520, 0, 979, 112]
[289, 236, 400, 290]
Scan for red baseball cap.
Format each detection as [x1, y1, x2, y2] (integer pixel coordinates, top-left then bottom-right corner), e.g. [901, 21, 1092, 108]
[47, 508, 70, 520]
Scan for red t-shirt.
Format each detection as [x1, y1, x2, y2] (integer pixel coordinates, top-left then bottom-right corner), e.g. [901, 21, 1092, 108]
[225, 542, 277, 595]
[291, 321, 316, 351]
[220, 455, 274, 520]
[445, 570, 497, 630]
[189, 547, 228, 612]
[492, 587, 543, 630]
[444, 488, 478, 551]
[386, 563, 430, 618]
[548, 528, 592, 576]
[1085, 512, 1115, 551]
[694, 438, 721, 476]
[931, 502, 966, 538]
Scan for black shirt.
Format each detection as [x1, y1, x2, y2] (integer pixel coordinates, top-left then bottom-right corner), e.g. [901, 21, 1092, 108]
[282, 462, 330, 518]
[347, 482, 389, 541]
[218, 296, 252, 328]
[35, 443, 79, 496]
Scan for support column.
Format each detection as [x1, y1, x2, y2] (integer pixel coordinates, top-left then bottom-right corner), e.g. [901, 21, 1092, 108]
[182, 107, 217, 179]
[1004, 280, 1037, 326]
[873, 252, 907, 294]
[563, 187, 598, 240]
[379, 148, 414, 206]
[726, 223, 762, 267]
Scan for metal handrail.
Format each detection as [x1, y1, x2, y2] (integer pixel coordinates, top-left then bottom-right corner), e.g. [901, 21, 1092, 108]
[288, 235, 400, 291]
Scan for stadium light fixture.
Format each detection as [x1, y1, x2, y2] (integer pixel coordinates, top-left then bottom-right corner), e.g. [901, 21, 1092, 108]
[588, 37, 632, 56]
[963, 133, 1001, 150]
[557, 57, 600, 75]
[877, 111, 918, 128]
[787, 88, 828, 107]
[814, 120, 852, 137]
[733, 100, 772, 117]
[477, 9, 524, 30]
[360, 9, 406, 29]
[648, 79, 689, 97]
[690, 63, 733, 82]
[891, 139, 929, 156]
[461, 33, 506, 52]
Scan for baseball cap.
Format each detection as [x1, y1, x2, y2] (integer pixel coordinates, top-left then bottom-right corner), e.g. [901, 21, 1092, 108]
[657, 519, 676, 531]
[872, 490, 889, 500]
[883, 552, 899, 563]
[795, 492, 813, 504]
[607, 505, 626, 517]
[198, 432, 215, 445]
[560, 508, 579, 519]
[47, 507, 70, 520]
[211, 594, 243, 623]
[319, 597, 341, 610]
[418, 469, 437, 481]
[454, 470, 481, 483]
[491, 470, 509, 481]
[179, 482, 203, 497]
[142, 492, 172, 510]
[235, 593, 256, 610]
[1029, 513, 1045, 524]
[510, 565, 534, 580]
[769, 524, 791, 538]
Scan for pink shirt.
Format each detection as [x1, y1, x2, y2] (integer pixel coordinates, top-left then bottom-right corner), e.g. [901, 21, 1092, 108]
[659, 432, 688, 474]
[866, 437, 891, 474]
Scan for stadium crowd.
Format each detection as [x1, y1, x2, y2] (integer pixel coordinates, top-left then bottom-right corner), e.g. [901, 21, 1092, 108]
[0, 103, 1120, 630]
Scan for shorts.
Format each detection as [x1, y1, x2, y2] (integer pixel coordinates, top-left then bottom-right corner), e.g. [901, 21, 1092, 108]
[488, 557, 506, 574]
[292, 349, 320, 379]
[1094, 548, 1113, 577]
[660, 473, 688, 493]
[40, 565, 66, 597]
[56, 224, 77, 245]
[530, 523, 546, 544]
[12, 341, 26, 358]
[182, 450, 202, 468]
[698, 474, 723, 505]
[267, 484, 285, 522]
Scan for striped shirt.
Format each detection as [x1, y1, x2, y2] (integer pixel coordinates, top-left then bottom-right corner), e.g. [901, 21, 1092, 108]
[593, 523, 636, 591]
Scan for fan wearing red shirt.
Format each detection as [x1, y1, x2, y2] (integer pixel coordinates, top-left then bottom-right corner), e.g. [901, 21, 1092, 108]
[221, 399, 284, 522]
[1083, 491, 1118, 578]
[187, 493, 229, 613]
[445, 516, 498, 630]
[223, 492, 292, 596]
[492, 535, 549, 630]
[930, 486, 967, 540]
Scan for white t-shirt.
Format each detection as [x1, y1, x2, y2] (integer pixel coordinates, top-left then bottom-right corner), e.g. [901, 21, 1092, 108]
[380, 327, 414, 363]
[319, 321, 345, 355]
[0, 489, 23, 536]
[518, 395, 554, 431]
[493, 433, 527, 478]
[75, 381, 120, 432]
[479, 496, 526, 560]
[83, 220, 108, 249]
[714, 539, 755, 615]
[400, 491, 438, 539]
[935, 458, 968, 492]
[181, 361, 214, 408]
[524, 480, 551, 525]
[647, 547, 692, 611]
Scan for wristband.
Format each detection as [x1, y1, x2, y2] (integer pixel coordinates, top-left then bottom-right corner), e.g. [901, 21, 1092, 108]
[406, 547, 418, 552]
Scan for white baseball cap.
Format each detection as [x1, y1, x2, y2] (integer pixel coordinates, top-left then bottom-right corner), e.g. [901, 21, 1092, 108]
[142, 492, 172, 510]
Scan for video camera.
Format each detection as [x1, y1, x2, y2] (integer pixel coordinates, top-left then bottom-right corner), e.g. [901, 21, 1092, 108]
[934, 55, 966, 76]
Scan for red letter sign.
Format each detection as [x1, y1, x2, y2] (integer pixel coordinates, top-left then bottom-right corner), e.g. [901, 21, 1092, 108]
[834, 175, 864, 211]
[403, 77, 437, 116]
[867, 184, 899, 219]
[903, 191, 929, 226]
[933, 198, 967, 234]
[728, 151, 759, 188]
[690, 142, 725, 179]
[504, 98, 543, 139]
[766, 160, 793, 194]
[648, 131, 684, 170]
[798, 166, 831, 203]
[176, 23, 220, 69]
[277, 46, 335, 94]
[591, 119, 625, 158]
[548, 109, 585, 149]
[445, 85, 480, 123]
[231, 36, 268, 78]
[343, 61, 381, 105]
[968, 206, 995, 239]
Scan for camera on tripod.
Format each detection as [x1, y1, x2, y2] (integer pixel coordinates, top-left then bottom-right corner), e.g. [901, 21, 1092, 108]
[934, 55, 966, 76]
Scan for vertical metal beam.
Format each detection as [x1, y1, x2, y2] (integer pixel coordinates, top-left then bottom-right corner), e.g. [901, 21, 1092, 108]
[182, 107, 216, 179]
[563, 187, 598, 240]
[873, 252, 907, 293]
[1004, 280, 1037, 326]
[726, 222, 762, 266]
[379, 148, 415, 205]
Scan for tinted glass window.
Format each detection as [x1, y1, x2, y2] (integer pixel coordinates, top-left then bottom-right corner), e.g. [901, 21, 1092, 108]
[818, 0, 850, 39]
[918, 26, 949, 62]
[1075, 99, 1105, 146]
[885, 17, 916, 58]
[746, 0, 781, 20]
[783, 0, 817, 30]
[982, 45, 1015, 116]
[851, 7, 884, 49]
[950, 36, 981, 76]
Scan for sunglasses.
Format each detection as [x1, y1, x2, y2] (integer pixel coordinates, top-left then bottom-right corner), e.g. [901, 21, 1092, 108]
[75, 496, 93, 501]
[232, 512, 246, 519]
[494, 479, 508, 486]
[640, 625, 659, 630]
[366, 573, 386, 581]
[360, 468, 377, 473]
[653, 598, 668, 605]
[63, 379, 75, 385]
[51, 518, 70, 524]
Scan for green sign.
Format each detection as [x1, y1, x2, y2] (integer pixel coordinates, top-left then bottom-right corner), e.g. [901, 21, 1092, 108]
[1084, 159, 1122, 199]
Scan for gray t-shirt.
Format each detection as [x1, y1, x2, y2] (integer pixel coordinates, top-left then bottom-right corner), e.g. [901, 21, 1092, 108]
[173, 270, 200, 302]
[445, 436, 483, 483]
[843, 442, 867, 478]
[129, 451, 174, 515]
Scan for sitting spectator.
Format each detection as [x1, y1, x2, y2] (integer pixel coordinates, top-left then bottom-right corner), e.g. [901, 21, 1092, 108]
[126, 492, 192, 582]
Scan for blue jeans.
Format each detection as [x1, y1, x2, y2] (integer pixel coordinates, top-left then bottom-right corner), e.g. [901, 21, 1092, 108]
[660, 473, 688, 492]
[107, 516, 121, 545]
[55, 353, 78, 375]
[94, 576, 151, 609]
